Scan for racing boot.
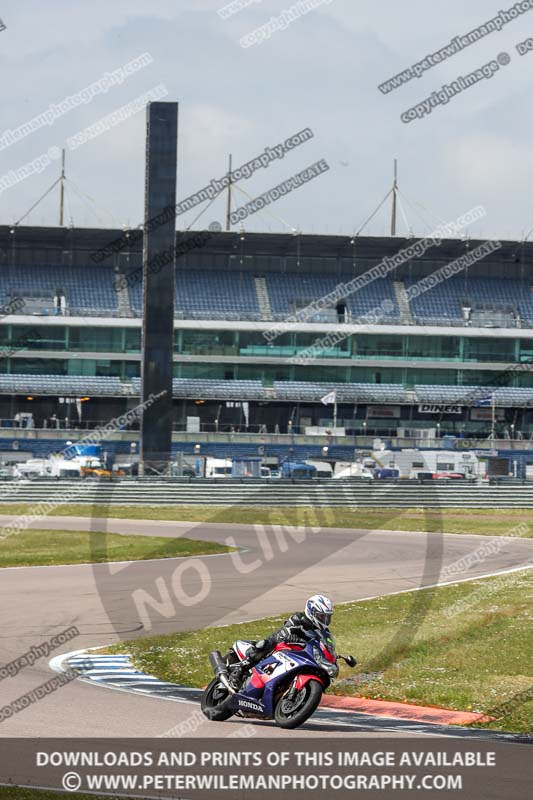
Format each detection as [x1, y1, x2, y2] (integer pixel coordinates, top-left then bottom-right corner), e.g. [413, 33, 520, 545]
[229, 659, 250, 689]
[230, 641, 264, 688]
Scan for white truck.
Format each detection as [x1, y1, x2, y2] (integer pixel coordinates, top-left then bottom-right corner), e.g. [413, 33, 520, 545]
[15, 456, 82, 478]
[204, 458, 233, 478]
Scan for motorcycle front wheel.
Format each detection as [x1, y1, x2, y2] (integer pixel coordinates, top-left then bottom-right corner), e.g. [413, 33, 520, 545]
[201, 677, 234, 722]
[274, 679, 323, 729]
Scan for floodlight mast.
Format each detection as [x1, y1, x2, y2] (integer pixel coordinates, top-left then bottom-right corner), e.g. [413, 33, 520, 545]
[59, 149, 65, 226]
[391, 158, 398, 236]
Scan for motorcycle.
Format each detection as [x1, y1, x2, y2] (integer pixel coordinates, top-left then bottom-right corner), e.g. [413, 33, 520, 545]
[201, 631, 356, 729]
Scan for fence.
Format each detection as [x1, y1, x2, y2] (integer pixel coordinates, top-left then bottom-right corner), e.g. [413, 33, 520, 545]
[1, 478, 533, 507]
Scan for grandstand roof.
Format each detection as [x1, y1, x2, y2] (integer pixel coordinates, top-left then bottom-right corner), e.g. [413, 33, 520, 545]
[1, 226, 532, 279]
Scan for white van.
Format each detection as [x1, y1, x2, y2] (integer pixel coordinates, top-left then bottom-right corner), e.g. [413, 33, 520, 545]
[205, 458, 233, 478]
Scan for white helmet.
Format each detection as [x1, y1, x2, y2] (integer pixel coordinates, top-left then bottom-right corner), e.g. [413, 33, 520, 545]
[305, 594, 334, 631]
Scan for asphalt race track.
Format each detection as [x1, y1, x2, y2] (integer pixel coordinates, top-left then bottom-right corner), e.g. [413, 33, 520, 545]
[0, 514, 531, 739]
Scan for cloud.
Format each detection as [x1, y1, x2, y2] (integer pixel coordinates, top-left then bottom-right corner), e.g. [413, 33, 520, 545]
[0, 0, 531, 235]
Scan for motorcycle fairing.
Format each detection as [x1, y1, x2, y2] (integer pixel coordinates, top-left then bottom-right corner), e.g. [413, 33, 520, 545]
[232, 639, 256, 661]
[295, 673, 325, 690]
[230, 644, 330, 717]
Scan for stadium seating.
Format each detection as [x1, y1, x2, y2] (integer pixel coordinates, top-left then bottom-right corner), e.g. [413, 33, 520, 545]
[1, 375, 533, 405]
[131, 378, 266, 400]
[415, 385, 477, 402]
[414, 385, 533, 405]
[129, 269, 260, 317]
[273, 381, 409, 403]
[405, 277, 533, 325]
[265, 273, 399, 320]
[2, 265, 533, 328]
[0, 374, 128, 396]
[0, 264, 118, 315]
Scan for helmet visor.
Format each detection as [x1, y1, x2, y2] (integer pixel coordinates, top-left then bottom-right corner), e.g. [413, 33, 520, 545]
[315, 611, 332, 627]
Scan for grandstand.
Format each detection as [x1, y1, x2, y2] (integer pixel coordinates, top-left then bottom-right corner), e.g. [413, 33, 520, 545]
[130, 268, 261, 318]
[264, 272, 400, 321]
[405, 276, 533, 327]
[2, 225, 533, 457]
[0, 262, 119, 316]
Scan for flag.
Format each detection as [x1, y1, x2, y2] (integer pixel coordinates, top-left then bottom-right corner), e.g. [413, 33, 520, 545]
[320, 391, 336, 405]
[475, 394, 494, 407]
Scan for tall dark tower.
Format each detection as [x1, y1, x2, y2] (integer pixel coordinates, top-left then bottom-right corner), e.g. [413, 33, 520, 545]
[140, 101, 178, 472]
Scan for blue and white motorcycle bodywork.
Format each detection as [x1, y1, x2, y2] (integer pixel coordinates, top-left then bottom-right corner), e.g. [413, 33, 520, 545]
[201, 632, 356, 729]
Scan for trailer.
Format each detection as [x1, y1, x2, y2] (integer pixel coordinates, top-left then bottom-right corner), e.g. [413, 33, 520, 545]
[370, 449, 482, 480]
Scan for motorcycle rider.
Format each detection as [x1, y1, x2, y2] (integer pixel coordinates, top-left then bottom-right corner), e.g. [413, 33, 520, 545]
[230, 594, 334, 688]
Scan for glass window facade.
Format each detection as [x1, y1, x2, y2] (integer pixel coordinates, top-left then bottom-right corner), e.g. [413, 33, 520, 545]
[0, 320, 532, 388]
[68, 327, 124, 352]
[180, 329, 236, 356]
[11, 325, 67, 350]
[463, 338, 515, 362]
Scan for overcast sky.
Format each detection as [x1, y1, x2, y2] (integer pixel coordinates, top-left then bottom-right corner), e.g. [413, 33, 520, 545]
[1, 0, 532, 240]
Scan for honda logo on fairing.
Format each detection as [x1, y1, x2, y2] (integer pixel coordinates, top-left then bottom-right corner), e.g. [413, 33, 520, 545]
[238, 699, 263, 712]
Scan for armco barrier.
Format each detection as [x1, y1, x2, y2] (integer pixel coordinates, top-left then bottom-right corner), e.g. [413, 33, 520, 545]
[1, 479, 533, 507]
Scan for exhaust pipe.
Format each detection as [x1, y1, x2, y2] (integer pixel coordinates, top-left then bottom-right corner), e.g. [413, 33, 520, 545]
[209, 650, 236, 695]
[209, 650, 227, 675]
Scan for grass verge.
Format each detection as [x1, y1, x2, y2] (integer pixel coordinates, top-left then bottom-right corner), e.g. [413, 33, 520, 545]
[108, 570, 533, 734]
[0, 529, 234, 568]
[0, 505, 531, 537]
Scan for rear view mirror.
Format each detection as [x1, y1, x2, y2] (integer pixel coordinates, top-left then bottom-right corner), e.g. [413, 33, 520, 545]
[340, 655, 357, 668]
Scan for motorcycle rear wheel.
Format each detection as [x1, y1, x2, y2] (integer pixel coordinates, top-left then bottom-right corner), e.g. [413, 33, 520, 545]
[201, 677, 234, 722]
[274, 680, 323, 729]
